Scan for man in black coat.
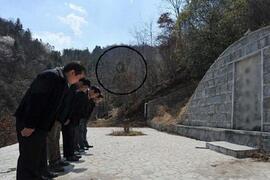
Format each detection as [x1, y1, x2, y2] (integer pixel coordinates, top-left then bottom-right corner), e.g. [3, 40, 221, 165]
[47, 83, 81, 172]
[64, 79, 90, 159]
[14, 62, 86, 180]
[79, 86, 102, 150]
[60, 84, 77, 162]
[61, 79, 91, 161]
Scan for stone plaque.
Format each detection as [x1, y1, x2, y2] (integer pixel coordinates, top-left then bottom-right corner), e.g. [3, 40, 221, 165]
[234, 53, 262, 131]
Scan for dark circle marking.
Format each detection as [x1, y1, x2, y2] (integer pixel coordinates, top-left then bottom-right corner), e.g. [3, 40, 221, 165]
[95, 45, 147, 95]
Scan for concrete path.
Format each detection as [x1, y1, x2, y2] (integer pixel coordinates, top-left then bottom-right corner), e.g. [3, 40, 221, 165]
[1, 128, 270, 180]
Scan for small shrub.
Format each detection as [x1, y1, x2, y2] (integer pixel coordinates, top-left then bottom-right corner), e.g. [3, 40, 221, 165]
[109, 129, 145, 136]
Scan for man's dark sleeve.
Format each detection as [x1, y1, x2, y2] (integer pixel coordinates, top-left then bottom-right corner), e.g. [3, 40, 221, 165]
[24, 74, 56, 129]
[69, 94, 84, 123]
[58, 89, 75, 124]
[81, 96, 89, 118]
[87, 101, 96, 119]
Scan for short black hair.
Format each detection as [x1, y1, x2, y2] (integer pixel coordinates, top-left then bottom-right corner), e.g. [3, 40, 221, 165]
[79, 78, 91, 87]
[63, 62, 86, 75]
[90, 86, 101, 94]
[98, 94, 104, 99]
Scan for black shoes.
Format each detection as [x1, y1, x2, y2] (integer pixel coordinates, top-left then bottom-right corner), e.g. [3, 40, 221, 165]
[59, 160, 70, 167]
[75, 147, 85, 153]
[41, 170, 58, 180]
[78, 148, 85, 153]
[86, 145, 94, 148]
[75, 154, 82, 159]
[80, 147, 89, 151]
[84, 142, 94, 148]
[49, 163, 65, 173]
[85, 143, 94, 148]
[40, 176, 53, 180]
[66, 156, 80, 162]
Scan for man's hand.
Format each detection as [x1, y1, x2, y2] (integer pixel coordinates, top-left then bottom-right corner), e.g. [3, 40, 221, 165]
[21, 128, 35, 137]
[64, 119, 71, 126]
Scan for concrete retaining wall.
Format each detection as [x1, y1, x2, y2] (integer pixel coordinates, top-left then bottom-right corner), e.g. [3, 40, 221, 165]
[148, 121, 270, 152]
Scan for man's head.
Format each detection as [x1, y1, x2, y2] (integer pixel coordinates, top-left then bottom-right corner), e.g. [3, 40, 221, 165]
[94, 94, 104, 103]
[77, 78, 91, 92]
[88, 86, 101, 99]
[63, 62, 86, 85]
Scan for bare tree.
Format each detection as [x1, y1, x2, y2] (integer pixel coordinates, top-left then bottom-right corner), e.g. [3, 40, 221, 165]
[149, 21, 154, 46]
[131, 21, 156, 46]
[163, 0, 185, 19]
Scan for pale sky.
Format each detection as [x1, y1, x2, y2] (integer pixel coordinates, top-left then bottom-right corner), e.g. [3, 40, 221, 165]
[0, 0, 166, 51]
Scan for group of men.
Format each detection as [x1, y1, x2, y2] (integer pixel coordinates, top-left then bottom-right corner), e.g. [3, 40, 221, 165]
[14, 62, 103, 180]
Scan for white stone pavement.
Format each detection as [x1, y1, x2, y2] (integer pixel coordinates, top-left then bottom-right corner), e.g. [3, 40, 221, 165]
[1, 128, 270, 180]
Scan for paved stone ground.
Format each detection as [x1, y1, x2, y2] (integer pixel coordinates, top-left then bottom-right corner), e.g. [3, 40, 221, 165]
[1, 128, 270, 180]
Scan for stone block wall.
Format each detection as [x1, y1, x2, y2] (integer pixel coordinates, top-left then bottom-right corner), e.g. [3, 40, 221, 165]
[181, 26, 270, 132]
[183, 55, 234, 128]
[263, 46, 270, 131]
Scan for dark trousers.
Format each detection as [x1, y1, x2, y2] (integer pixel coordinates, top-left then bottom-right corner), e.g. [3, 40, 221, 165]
[16, 129, 47, 180]
[74, 125, 80, 151]
[79, 118, 88, 147]
[62, 123, 75, 157]
[47, 120, 61, 165]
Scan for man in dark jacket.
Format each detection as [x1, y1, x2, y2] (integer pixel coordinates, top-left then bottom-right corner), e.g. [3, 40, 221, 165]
[14, 62, 85, 180]
[47, 84, 78, 172]
[79, 86, 102, 150]
[60, 84, 77, 162]
[61, 79, 91, 161]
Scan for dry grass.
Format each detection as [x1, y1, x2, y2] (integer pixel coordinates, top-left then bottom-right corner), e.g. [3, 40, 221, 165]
[251, 152, 270, 162]
[151, 105, 177, 125]
[176, 99, 190, 124]
[88, 118, 116, 127]
[150, 97, 190, 126]
[108, 129, 146, 136]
